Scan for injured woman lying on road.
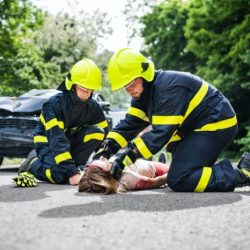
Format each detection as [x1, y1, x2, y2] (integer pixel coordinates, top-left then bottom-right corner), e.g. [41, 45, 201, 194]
[78, 156, 169, 194]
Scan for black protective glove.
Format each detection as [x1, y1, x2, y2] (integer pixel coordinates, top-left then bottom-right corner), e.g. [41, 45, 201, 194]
[93, 139, 120, 160]
[13, 172, 37, 187]
[110, 147, 139, 180]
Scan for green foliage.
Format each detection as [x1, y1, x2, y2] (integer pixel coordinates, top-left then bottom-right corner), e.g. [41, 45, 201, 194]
[123, 0, 164, 42]
[33, 10, 113, 89]
[0, 45, 52, 95]
[184, 0, 250, 153]
[237, 126, 250, 152]
[141, 0, 197, 72]
[0, 0, 45, 95]
[0, 1, 113, 95]
[0, 0, 44, 54]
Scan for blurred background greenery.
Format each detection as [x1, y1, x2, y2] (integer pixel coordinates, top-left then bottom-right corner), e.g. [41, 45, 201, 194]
[0, 0, 249, 158]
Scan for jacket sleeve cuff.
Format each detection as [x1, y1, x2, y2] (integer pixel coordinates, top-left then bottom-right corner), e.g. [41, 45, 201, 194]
[66, 165, 80, 178]
[59, 160, 80, 178]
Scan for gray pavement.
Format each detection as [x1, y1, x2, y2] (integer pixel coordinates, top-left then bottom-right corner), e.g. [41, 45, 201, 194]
[0, 166, 250, 250]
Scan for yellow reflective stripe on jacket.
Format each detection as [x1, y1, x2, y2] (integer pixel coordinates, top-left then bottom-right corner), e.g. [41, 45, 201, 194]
[152, 115, 183, 125]
[45, 169, 56, 184]
[194, 167, 212, 192]
[54, 152, 72, 164]
[45, 118, 64, 130]
[57, 121, 64, 129]
[182, 81, 209, 122]
[40, 114, 64, 131]
[122, 155, 133, 166]
[33, 135, 48, 143]
[127, 107, 149, 122]
[133, 137, 153, 159]
[107, 131, 128, 148]
[194, 115, 237, 132]
[83, 133, 105, 142]
[95, 120, 108, 128]
[40, 114, 46, 126]
[152, 81, 208, 128]
[164, 132, 182, 148]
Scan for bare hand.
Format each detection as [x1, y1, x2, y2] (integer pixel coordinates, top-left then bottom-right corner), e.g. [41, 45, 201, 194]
[69, 173, 81, 185]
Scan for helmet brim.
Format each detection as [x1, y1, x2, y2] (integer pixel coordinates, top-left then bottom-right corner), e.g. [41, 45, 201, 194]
[109, 59, 155, 91]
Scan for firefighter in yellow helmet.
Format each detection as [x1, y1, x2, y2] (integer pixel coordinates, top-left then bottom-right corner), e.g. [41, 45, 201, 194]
[94, 47, 250, 192]
[13, 58, 109, 187]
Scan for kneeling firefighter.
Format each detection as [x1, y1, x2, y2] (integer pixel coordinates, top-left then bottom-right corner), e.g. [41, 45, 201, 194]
[14, 58, 109, 187]
[94, 48, 250, 192]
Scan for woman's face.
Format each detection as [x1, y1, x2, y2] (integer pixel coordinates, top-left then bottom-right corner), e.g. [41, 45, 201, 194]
[90, 157, 111, 172]
[75, 84, 92, 101]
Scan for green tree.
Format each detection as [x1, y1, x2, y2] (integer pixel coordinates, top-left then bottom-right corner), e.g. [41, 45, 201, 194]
[123, 0, 164, 42]
[185, 0, 250, 153]
[237, 126, 250, 152]
[0, 1, 114, 95]
[141, 0, 197, 71]
[0, 0, 46, 95]
[32, 9, 113, 89]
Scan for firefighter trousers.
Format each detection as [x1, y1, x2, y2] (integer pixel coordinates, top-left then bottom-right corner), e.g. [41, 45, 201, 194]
[166, 125, 238, 192]
[30, 125, 104, 184]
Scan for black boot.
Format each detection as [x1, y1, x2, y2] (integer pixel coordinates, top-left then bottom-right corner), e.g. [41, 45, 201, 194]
[237, 152, 250, 170]
[18, 149, 37, 174]
[235, 152, 250, 187]
[158, 152, 167, 163]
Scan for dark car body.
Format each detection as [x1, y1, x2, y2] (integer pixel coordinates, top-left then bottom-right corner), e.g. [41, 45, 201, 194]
[0, 89, 112, 165]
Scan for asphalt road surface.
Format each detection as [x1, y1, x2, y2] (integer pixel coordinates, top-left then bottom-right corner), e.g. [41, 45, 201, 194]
[0, 165, 249, 250]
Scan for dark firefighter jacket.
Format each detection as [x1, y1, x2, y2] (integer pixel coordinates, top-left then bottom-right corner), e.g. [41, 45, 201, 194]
[106, 70, 237, 159]
[33, 89, 108, 177]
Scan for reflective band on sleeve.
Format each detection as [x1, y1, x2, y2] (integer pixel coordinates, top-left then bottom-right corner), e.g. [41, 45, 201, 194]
[57, 121, 64, 129]
[133, 137, 153, 159]
[45, 169, 56, 184]
[33, 135, 48, 143]
[122, 155, 133, 166]
[127, 107, 149, 122]
[107, 131, 128, 148]
[194, 167, 212, 192]
[83, 133, 105, 142]
[194, 115, 237, 132]
[95, 120, 108, 128]
[45, 118, 64, 130]
[152, 115, 183, 125]
[55, 152, 72, 164]
[40, 114, 46, 126]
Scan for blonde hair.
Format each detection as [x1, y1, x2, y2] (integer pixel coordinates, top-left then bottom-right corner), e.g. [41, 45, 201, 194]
[78, 165, 118, 194]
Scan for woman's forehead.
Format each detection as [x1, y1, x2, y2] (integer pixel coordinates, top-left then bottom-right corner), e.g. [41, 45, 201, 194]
[91, 160, 103, 166]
